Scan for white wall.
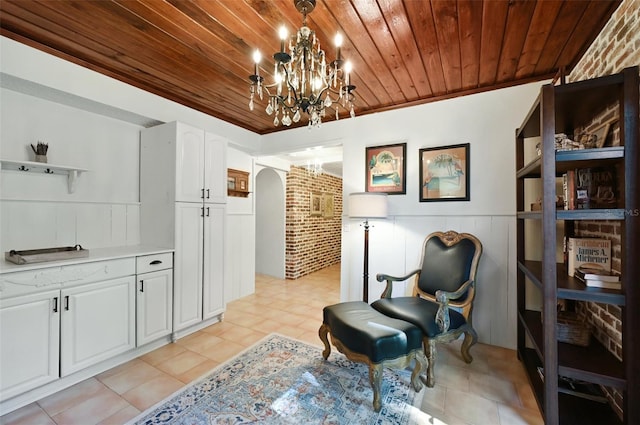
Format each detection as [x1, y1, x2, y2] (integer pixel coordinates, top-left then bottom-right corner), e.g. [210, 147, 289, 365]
[0, 88, 142, 253]
[259, 82, 545, 349]
[255, 168, 286, 279]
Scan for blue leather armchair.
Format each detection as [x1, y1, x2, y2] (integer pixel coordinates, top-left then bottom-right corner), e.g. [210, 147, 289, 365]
[372, 230, 483, 387]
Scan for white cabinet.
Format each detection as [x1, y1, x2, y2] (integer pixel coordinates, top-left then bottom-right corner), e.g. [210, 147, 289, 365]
[141, 121, 227, 336]
[203, 204, 225, 319]
[136, 253, 173, 346]
[174, 203, 204, 329]
[0, 290, 60, 399]
[60, 276, 135, 376]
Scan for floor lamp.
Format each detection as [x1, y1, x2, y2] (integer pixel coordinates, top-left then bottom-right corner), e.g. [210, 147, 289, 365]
[348, 192, 388, 303]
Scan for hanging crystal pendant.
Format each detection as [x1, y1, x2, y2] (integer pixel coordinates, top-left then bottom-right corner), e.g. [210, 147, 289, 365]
[249, 95, 254, 111]
[293, 109, 301, 123]
[350, 105, 355, 118]
[266, 102, 274, 115]
[336, 108, 339, 120]
[324, 95, 332, 107]
[274, 115, 280, 126]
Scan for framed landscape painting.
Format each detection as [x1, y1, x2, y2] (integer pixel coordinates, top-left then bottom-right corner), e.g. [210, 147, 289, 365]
[419, 143, 470, 202]
[365, 142, 406, 194]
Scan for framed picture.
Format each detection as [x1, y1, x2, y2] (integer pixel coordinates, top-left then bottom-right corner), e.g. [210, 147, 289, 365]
[593, 122, 611, 148]
[321, 193, 334, 218]
[365, 142, 406, 194]
[419, 143, 470, 202]
[310, 192, 322, 216]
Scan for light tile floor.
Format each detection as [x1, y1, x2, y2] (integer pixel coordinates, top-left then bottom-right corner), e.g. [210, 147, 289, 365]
[1, 263, 543, 425]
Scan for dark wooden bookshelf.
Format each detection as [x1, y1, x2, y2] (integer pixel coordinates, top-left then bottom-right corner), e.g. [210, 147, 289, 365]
[515, 66, 639, 425]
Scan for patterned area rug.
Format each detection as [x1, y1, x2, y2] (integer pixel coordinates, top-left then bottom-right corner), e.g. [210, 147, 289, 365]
[129, 334, 426, 424]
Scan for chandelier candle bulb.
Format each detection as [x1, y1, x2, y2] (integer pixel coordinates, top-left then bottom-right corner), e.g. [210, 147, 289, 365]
[335, 33, 343, 61]
[252, 50, 261, 76]
[279, 26, 288, 52]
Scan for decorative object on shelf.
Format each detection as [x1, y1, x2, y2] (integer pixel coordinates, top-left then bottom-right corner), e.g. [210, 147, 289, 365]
[227, 168, 250, 197]
[556, 310, 591, 347]
[348, 192, 388, 302]
[537, 368, 607, 403]
[248, 0, 356, 128]
[5, 244, 89, 265]
[365, 142, 406, 195]
[419, 143, 470, 202]
[30, 141, 48, 163]
[592, 122, 611, 148]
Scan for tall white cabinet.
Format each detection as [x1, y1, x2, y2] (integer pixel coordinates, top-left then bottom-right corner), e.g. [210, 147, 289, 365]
[140, 121, 227, 336]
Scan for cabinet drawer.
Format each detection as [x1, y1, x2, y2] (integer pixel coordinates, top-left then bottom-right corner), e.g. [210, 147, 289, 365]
[0, 258, 136, 299]
[136, 253, 173, 274]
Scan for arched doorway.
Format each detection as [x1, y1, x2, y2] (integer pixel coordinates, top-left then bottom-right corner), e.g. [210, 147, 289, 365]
[255, 167, 285, 278]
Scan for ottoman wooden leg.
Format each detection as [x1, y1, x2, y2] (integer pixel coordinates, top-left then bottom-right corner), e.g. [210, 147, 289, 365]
[318, 323, 331, 360]
[368, 364, 383, 412]
[410, 350, 426, 392]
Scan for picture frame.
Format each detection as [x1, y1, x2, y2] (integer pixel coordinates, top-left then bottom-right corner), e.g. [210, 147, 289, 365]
[593, 122, 611, 148]
[321, 193, 334, 218]
[419, 143, 470, 202]
[310, 192, 322, 216]
[365, 142, 406, 194]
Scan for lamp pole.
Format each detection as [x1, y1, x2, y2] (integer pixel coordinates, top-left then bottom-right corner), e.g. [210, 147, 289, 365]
[362, 218, 370, 302]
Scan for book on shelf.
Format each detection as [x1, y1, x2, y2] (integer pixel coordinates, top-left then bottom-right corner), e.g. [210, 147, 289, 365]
[567, 238, 611, 277]
[575, 166, 617, 209]
[574, 267, 620, 282]
[537, 367, 608, 403]
[562, 170, 576, 210]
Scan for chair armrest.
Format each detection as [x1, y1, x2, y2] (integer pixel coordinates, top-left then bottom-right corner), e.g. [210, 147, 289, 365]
[435, 279, 474, 332]
[376, 269, 421, 298]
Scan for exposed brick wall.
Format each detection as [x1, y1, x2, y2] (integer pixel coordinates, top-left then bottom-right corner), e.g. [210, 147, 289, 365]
[568, 0, 640, 418]
[285, 166, 342, 279]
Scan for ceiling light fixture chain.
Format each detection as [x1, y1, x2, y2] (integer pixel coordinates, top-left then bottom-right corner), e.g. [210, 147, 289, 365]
[248, 0, 356, 128]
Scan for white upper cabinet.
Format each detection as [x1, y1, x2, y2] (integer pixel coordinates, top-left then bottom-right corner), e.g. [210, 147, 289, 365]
[176, 123, 206, 203]
[204, 132, 227, 204]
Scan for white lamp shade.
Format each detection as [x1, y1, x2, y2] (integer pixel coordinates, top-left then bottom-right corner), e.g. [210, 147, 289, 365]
[349, 192, 388, 218]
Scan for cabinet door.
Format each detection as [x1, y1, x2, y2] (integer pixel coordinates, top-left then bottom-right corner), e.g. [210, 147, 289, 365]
[60, 276, 135, 376]
[0, 291, 60, 399]
[203, 204, 226, 319]
[204, 133, 227, 204]
[175, 123, 205, 203]
[137, 269, 173, 346]
[174, 203, 204, 331]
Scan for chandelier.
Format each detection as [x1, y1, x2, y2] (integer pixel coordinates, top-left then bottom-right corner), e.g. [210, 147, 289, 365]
[305, 158, 324, 177]
[248, 0, 356, 128]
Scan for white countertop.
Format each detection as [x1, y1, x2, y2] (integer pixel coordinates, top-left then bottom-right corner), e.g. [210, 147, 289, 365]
[0, 245, 174, 274]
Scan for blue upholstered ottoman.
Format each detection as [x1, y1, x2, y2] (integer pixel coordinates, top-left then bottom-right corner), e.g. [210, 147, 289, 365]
[318, 301, 425, 412]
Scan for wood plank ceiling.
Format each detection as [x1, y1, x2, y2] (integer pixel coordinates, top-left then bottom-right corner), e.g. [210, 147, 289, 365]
[0, 0, 621, 135]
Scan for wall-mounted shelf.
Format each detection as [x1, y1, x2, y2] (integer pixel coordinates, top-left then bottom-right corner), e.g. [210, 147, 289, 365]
[0, 159, 88, 193]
